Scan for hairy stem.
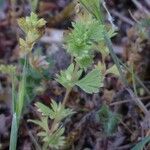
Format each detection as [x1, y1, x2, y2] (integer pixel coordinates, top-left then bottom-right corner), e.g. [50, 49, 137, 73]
[45, 62, 80, 149]
[62, 88, 72, 106]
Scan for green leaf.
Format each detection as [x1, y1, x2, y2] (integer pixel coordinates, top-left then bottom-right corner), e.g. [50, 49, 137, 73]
[106, 65, 120, 76]
[28, 117, 49, 131]
[131, 136, 150, 150]
[80, 0, 101, 19]
[34, 100, 75, 121]
[66, 18, 104, 64]
[9, 113, 18, 150]
[75, 56, 93, 68]
[49, 100, 75, 121]
[76, 69, 103, 94]
[56, 63, 82, 89]
[16, 64, 26, 118]
[46, 127, 65, 149]
[35, 102, 51, 116]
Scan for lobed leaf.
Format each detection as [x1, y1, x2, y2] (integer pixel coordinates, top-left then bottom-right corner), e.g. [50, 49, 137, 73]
[76, 68, 103, 94]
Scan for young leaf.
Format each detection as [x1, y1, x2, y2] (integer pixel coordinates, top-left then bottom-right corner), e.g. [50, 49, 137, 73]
[75, 56, 93, 68]
[16, 66, 26, 118]
[35, 102, 51, 116]
[28, 117, 49, 132]
[49, 100, 75, 121]
[46, 127, 65, 149]
[105, 64, 120, 76]
[76, 68, 103, 94]
[56, 63, 82, 89]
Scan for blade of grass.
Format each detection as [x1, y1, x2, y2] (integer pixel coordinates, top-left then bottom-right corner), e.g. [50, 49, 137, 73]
[11, 73, 16, 113]
[10, 58, 27, 150]
[16, 57, 27, 119]
[9, 113, 18, 150]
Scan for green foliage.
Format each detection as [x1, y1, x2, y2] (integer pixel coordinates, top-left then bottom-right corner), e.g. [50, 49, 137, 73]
[76, 68, 103, 93]
[56, 63, 82, 89]
[43, 127, 65, 149]
[98, 105, 121, 136]
[16, 66, 26, 117]
[65, 14, 116, 69]
[29, 117, 65, 149]
[105, 64, 120, 76]
[18, 12, 46, 35]
[29, 117, 49, 131]
[56, 64, 103, 94]
[9, 114, 18, 150]
[75, 55, 93, 69]
[18, 12, 46, 57]
[0, 64, 16, 74]
[131, 136, 150, 150]
[36, 100, 74, 121]
[66, 18, 104, 68]
[19, 57, 51, 102]
[80, 0, 101, 19]
[29, 100, 74, 149]
[9, 12, 46, 150]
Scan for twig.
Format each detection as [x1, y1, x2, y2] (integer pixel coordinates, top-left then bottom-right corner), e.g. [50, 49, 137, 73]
[62, 88, 72, 106]
[132, 0, 150, 16]
[25, 122, 42, 150]
[46, 63, 79, 149]
[127, 88, 149, 115]
[120, 120, 133, 135]
[110, 96, 150, 106]
[116, 143, 134, 150]
[111, 9, 134, 26]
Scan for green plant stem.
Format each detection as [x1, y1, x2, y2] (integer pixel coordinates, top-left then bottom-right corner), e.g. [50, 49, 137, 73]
[11, 73, 16, 113]
[102, 32, 127, 85]
[17, 56, 27, 121]
[9, 113, 18, 150]
[62, 88, 72, 106]
[43, 63, 79, 149]
[10, 56, 27, 150]
[99, 20, 127, 85]
[62, 62, 79, 106]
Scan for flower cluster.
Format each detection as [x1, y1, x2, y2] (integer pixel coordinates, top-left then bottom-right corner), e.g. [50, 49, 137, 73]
[18, 12, 46, 57]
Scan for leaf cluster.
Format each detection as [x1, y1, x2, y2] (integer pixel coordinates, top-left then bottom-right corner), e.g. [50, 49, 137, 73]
[56, 64, 103, 94]
[29, 100, 74, 149]
[66, 18, 104, 68]
[56, 63, 82, 89]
